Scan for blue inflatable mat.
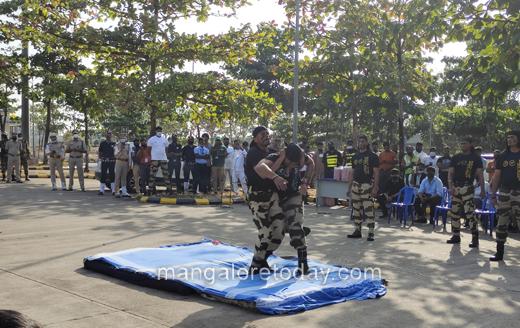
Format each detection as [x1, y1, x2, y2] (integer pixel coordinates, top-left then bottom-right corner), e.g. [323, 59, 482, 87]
[84, 239, 386, 314]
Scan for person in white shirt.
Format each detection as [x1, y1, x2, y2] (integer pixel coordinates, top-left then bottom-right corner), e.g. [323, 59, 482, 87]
[231, 142, 247, 195]
[223, 137, 234, 189]
[146, 126, 172, 195]
[422, 147, 439, 176]
[413, 142, 428, 162]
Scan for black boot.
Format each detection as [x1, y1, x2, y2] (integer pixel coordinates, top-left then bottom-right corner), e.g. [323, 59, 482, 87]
[297, 248, 309, 275]
[489, 241, 505, 261]
[347, 229, 362, 238]
[447, 235, 461, 244]
[303, 226, 311, 236]
[469, 232, 479, 248]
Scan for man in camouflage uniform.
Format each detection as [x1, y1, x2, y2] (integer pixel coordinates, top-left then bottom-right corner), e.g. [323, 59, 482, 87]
[490, 130, 520, 261]
[245, 126, 285, 275]
[255, 143, 315, 275]
[347, 135, 380, 241]
[1, 131, 8, 181]
[18, 133, 31, 181]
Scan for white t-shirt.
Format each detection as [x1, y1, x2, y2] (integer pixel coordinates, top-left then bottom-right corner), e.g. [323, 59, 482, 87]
[422, 156, 439, 176]
[225, 146, 234, 169]
[414, 150, 428, 162]
[147, 136, 169, 160]
[231, 149, 247, 172]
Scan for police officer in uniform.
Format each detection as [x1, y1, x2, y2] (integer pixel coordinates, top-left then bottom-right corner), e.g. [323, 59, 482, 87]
[489, 130, 520, 261]
[245, 126, 285, 275]
[98, 130, 116, 195]
[18, 133, 31, 181]
[255, 143, 315, 275]
[65, 129, 87, 191]
[1, 132, 8, 181]
[6, 132, 23, 183]
[447, 137, 485, 246]
[346, 135, 380, 241]
[114, 133, 132, 197]
[46, 133, 66, 190]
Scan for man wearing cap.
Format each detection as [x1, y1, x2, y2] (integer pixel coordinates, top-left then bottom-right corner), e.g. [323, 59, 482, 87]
[489, 131, 520, 261]
[347, 135, 380, 241]
[414, 166, 443, 224]
[377, 168, 405, 219]
[255, 143, 315, 275]
[18, 133, 31, 181]
[245, 126, 285, 274]
[1, 132, 9, 181]
[114, 133, 132, 198]
[98, 130, 116, 195]
[167, 134, 183, 192]
[65, 129, 87, 191]
[342, 139, 356, 166]
[46, 133, 66, 190]
[147, 126, 172, 195]
[447, 137, 485, 246]
[6, 132, 23, 183]
[210, 136, 228, 194]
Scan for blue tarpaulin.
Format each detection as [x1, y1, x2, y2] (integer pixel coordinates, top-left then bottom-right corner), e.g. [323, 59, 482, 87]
[84, 239, 386, 314]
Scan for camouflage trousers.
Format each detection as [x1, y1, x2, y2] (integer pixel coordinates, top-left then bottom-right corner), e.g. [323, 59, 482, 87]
[495, 187, 520, 242]
[248, 189, 285, 268]
[149, 160, 171, 189]
[20, 154, 28, 170]
[280, 192, 306, 251]
[451, 185, 477, 234]
[1, 155, 6, 173]
[352, 181, 375, 233]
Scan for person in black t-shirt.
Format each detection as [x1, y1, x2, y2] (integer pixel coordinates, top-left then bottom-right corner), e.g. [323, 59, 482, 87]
[447, 137, 485, 246]
[255, 143, 314, 275]
[437, 146, 452, 186]
[98, 130, 117, 195]
[346, 135, 380, 241]
[322, 142, 342, 178]
[167, 134, 183, 192]
[244, 126, 285, 275]
[181, 136, 196, 193]
[490, 130, 520, 261]
[377, 168, 405, 218]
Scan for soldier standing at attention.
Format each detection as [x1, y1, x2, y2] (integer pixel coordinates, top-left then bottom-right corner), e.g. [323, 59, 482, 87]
[114, 133, 132, 198]
[1, 132, 9, 181]
[489, 131, 520, 261]
[65, 129, 87, 191]
[346, 135, 380, 241]
[6, 132, 23, 183]
[447, 137, 485, 246]
[98, 130, 116, 195]
[46, 133, 66, 190]
[245, 126, 286, 275]
[18, 133, 31, 181]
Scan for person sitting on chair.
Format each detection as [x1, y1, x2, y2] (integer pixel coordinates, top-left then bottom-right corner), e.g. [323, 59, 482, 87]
[377, 168, 405, 219]
[414, 166, 443, 224]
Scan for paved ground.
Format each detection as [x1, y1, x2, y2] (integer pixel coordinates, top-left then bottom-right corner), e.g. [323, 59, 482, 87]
[1, 179, 520, 327]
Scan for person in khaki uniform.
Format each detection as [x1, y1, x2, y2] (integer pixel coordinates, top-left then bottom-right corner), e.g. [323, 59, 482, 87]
[6, 132, 23, 183]
[46, 133, 66, 190]
[1, 131, 10, 181]
[18, 133, 31, 181]
[65, 129, 87, 191]
[114, 133, 132, 198]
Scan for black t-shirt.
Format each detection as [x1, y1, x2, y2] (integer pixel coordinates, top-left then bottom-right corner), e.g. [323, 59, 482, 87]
[182, 145, 196, 163]
[245, 146, 276, 192]
[168, 143, 183, 161]
[351, 150, 380, 183]
[323, 150, 342, 169]
[497, 150, 520, 189]
[99, 140, 116, 158]
[450, 152, 483, 184]
[382, 178, 405, 197]
[266, 153, 311, 199]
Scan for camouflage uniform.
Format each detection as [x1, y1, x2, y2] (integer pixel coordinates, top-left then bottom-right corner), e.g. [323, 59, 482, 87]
[19, 139, 30, 179]
[496, 187, 520, 242]
[352, 181, 376, 233]
[451, 185, 477, 234]
[280, 192, 306, 250]
[0, 136, 8, 180]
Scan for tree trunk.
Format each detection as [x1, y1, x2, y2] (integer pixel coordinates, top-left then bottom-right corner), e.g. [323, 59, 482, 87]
[43, 99, 52, 165]
[325, 106, 330, 139]
[351, 92, 359, 149]
[149, 0, 159, 136]
[81, 90, 90, 172]
[397, 37, 404, 173]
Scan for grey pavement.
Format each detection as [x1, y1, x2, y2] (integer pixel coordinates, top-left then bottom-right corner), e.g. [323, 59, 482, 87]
[1, 179, 520, 327]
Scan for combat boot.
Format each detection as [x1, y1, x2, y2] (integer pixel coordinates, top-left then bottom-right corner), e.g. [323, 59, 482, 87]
[447, 235, 461, 244]
[347, 229, 362, 238]
[489, 241, 505, 261]
[296, 248, 309, 275]
[469, 232, 479, 248]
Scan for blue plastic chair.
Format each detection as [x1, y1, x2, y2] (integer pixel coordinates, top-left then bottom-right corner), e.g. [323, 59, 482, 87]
[389, 187, 418, 227]
[475, 193, 497, 236]
[433, 187, 451, 230]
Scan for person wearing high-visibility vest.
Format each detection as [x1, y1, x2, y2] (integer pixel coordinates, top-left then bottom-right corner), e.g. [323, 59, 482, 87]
[342, 139, 356, 166]
[401, 145, 421, 186]
[323, 142, 342, 179]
